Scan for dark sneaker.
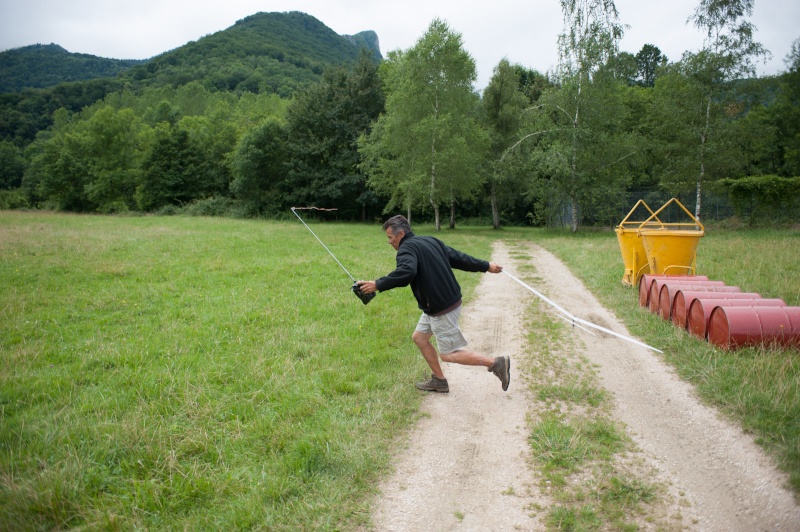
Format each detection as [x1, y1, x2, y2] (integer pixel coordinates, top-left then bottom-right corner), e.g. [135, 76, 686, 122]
[489, 356, 511, 391]
[415, 374, 449, 393]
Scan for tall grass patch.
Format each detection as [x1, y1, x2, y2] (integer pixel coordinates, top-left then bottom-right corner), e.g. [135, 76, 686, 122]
[0, 212, 494, 529]
[533, 227, 800, 495]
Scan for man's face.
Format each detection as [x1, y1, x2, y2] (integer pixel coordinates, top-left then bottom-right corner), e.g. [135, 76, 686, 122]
[386, 227, 405, 250]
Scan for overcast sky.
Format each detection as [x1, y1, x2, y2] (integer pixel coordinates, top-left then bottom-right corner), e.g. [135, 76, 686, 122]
[1, 0, 797, 90]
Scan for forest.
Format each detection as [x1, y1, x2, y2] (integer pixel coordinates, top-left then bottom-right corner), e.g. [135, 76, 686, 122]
[0, 4, 798, 229]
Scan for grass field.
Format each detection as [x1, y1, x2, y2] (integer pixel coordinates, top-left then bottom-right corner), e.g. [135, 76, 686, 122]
[532, 226, 800, 497]
[1, 212, 798, 529]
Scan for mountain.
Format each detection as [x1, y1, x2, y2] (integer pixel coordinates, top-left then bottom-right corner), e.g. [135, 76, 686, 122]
[0, 43, 144, 93]
[0, 12, 381, 96]
[126, 12, 381, 96]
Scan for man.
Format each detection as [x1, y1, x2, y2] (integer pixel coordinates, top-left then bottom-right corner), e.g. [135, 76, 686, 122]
[357, 215, 510, 393]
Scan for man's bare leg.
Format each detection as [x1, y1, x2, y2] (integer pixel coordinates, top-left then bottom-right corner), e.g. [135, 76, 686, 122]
[440, 349, 494, 367]
[412, 331, 446, 379]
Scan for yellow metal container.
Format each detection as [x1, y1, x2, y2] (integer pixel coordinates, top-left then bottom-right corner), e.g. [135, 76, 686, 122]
[615, 200, 657, 287]
[637, 198, 704, 276]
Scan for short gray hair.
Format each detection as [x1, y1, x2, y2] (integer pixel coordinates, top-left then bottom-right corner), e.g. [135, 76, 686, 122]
[382, 215, 411, 235]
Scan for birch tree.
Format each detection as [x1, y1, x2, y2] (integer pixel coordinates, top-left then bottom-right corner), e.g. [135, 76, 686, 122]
[359, 19, 488, 230]
[537, 0, 629, 231]
[686, 0, 770, 219]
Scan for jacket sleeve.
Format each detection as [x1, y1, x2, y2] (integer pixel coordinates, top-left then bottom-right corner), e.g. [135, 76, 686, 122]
[446, 244, 489, 273]
[375, 246, 418, 292]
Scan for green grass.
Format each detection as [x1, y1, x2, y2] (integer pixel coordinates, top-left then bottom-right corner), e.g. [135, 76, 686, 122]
[2, 212, 797, 529]
[533, 226, 800, 496]
[0, 212, 495, 530]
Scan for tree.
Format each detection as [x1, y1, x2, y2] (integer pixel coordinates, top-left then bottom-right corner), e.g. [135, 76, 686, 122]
[528, 0, 629, 231]
[284, 50, 385, 220]
[786, 36, 800, 73]
[359, 19, 488, 230]
[230, 118, 288, 215]
[481, 59, 530, 228]
[23, 105, 146, 212]
[81, 106, 145, 213]
[767, 38, 800, 176]
[24, 108, 96, 211]
[136, 122, 216, 211]
[0, 140, 25, 189]
[685, 0, 770, 218]
[635, 44, 668, 87]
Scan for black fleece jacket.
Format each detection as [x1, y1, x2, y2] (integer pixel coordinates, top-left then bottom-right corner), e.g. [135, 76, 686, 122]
[374, 231, 489, 315]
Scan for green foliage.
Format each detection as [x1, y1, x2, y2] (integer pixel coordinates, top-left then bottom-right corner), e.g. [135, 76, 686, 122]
[360, 19, 488, 229]
[530, 0, 634, 231]
[530, 69, 639, 230]
[284, 50, 385, 220]
[716, 175, 800, 225]
[23, 105, 146, 212]
[0, 77, 127, 146]
[634, 43, 668, 87]
[2, 10, 799, 228]
[0, 188, 28, 209]
[765, 68, 800, 176]
[0, 12, 378, 149]
[136, 121, 225, 211]
[230, 119, 289, 215]
[126, 12, 380, 97]
[0, 140, 25, 188]
[0, 43, 144, 93]
[481, 59, 532, 228]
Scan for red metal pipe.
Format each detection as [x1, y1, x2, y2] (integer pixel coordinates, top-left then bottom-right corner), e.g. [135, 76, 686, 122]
[638, 274, 708, 308]
[656, 282, 739, 319]
[648, 280, 729, 314]
[687, 298, 787, 339]
[671, 291, 762, 329]
[707, 306, 800, 349]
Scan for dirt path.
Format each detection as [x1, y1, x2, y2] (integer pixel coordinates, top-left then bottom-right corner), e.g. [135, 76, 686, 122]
[367, 241, 800, 531]
[368, 242, 544, 531]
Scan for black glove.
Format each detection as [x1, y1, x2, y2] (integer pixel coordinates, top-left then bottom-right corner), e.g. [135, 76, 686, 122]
[352, 282, 376, 305]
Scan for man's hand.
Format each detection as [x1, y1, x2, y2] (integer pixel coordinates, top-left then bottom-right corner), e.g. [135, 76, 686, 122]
[357, 280, 378, 294]
[487, 262, 503, 274]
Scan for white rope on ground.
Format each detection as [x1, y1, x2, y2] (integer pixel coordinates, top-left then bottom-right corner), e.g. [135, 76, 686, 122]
[502, 270, 663, 354]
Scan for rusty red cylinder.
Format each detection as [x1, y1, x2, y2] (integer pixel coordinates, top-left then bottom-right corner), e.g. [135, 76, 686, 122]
[707, 306, 800, 349]
[638, 274, 709, 308]
[671, 291, 763, 329]
[648, 280, 729, 314]
[656, 282, 739, 319]
[687, 298, 787, 339]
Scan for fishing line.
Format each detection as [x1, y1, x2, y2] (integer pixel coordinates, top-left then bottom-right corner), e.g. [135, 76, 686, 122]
[290, 207, 374, 304]
[291, 207, 355, 282]
[502, 270, 663, 353]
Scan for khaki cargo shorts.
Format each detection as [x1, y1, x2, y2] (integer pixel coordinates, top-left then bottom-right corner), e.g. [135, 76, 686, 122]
[415, 305, 468, 354]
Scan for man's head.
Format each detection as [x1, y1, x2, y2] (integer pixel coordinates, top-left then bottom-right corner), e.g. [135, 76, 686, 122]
[382, 215, 412, 250]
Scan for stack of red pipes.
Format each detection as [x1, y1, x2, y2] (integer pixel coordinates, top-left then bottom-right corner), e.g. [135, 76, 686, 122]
[637, 274, 800, 350]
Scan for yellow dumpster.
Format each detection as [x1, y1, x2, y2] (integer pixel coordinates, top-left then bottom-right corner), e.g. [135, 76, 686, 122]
[637, 198, 704, 276]
[615, 200, 657, 287]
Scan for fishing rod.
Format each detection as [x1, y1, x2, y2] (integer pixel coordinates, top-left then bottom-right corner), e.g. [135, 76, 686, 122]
[290, 207, 375, 305]
[502, 270, 662, 353]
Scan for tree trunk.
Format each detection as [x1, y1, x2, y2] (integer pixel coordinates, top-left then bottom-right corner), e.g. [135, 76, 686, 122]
[449, 198, 456, 229]
[433, 203, 441, 231]
[696, 95, 711, 220]
[491, 182, 500, 229]
[695, 164, 703, 222]
[570, 199, 579, 233]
